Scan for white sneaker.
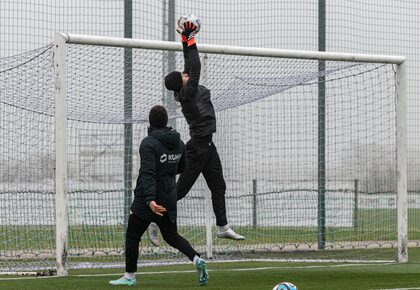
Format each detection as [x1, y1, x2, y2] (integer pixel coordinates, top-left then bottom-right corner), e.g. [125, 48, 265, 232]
[217, 228, 245, 240]
[147, 222, 160, 247]
[109, 276, 137, 286]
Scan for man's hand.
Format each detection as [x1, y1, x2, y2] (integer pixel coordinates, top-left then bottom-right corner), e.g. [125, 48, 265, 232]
[176, 21, 198, 41]
[177, 15, 201, 46]
[148, 201, 166, 216]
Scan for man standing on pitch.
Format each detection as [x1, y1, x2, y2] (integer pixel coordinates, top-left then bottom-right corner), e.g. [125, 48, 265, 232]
[109, 105, 208, 287]
[163, 15, 244, 241]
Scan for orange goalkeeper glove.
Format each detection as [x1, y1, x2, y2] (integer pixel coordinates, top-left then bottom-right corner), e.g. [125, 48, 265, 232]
[177, 15, 201, 46]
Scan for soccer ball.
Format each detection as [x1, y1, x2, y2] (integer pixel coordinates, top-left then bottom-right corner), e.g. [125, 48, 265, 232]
[177, 14, 201, 34]
[272, 282, 298, 290]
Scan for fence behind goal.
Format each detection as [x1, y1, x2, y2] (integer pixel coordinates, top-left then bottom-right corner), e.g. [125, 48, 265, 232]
[0, 33, 407, 274]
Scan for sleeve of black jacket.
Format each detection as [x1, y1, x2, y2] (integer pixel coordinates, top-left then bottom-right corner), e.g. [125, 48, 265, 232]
[182, 42, 191, 75]
[139, 139, 157, 204]
[181, 42, 201, 101]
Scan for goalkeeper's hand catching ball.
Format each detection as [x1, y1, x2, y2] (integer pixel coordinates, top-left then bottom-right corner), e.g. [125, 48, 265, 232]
[176, 14, 201, 46]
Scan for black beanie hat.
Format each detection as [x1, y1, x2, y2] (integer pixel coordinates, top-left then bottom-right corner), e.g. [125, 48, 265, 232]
[164, 71, 183, 92]
[149, 105, 168, 129]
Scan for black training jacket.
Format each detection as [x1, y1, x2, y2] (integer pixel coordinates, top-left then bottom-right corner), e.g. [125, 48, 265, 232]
[174, 42, 216, 139]
[131, 127, 186, 223]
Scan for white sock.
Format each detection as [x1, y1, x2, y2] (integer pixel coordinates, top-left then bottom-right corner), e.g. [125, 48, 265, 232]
[124, 272, 135, 279]
[193, 255, 200, 265]
[218, 224, 229, 232]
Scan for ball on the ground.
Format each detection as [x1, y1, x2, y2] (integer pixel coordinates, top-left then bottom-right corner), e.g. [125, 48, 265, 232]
[272, 282, 298, 290]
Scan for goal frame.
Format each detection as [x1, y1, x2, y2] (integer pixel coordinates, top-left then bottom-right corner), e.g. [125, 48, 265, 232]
[53, 32, 407, 276]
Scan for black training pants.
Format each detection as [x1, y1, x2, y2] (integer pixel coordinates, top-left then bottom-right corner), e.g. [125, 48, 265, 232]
[125, 213, 199, 272]
[177, 138, 227, 226]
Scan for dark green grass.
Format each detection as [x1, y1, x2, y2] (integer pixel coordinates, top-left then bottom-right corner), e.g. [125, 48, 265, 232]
[2, 250, 420, 290]
[2, 208, 420, 289]
[2, 256, 420, 290]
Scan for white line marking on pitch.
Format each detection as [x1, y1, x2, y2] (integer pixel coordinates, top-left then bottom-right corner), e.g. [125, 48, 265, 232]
[375, 288, 420, 290]
[0, 262, 396, 281]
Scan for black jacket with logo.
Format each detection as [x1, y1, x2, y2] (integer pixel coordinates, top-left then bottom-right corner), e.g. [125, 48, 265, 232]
[131, 127, 186, 223]
[174, 42, 216, 139]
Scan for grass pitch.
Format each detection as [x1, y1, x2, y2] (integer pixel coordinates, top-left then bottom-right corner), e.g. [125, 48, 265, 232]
[1, 257, 420, 290]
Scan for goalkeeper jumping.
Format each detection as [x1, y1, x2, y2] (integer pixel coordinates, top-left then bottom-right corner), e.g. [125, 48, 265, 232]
[163, 15, 244, 240]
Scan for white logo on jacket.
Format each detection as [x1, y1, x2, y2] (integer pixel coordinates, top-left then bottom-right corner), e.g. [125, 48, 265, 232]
[160, 154, 167, 163]
[160, 153, 182, 163]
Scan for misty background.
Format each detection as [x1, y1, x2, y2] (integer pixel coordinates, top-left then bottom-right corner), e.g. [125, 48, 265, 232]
[1, 0, 418, 188]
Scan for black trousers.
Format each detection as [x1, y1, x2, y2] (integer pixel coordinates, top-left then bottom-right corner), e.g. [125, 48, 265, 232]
[125, 213, 199, 272]
[177, 137, 227, 226]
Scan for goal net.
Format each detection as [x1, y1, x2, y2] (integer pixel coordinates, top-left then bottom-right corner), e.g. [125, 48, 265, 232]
[0, 34, 406, 274]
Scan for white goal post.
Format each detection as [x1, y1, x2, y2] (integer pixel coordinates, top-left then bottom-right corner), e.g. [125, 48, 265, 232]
[52, 33, 407, 276]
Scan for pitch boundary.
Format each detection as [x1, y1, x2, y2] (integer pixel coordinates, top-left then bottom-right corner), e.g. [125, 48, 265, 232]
[0, 261, 395, 280]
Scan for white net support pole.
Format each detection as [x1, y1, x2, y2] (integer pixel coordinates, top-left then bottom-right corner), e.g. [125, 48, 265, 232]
[54, 33, 69, 276]
[59, 33, 405, 64]
[396, 61, 408, 263]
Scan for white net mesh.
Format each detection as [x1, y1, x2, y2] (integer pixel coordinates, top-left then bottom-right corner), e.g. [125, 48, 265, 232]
[0, 45, 56, 272]
[0, 42, 399, 272]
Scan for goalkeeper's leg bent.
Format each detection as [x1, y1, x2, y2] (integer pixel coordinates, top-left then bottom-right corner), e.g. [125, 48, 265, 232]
[176, 139, 206, 201]
[202, 142, 228, 226]
[203, 143, 245, 240]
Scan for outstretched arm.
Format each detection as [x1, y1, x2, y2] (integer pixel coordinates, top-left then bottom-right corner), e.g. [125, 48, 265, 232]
[182, 42, 192, 76]
[177, 17, 201, 99]
[182, 42, 201, 97]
